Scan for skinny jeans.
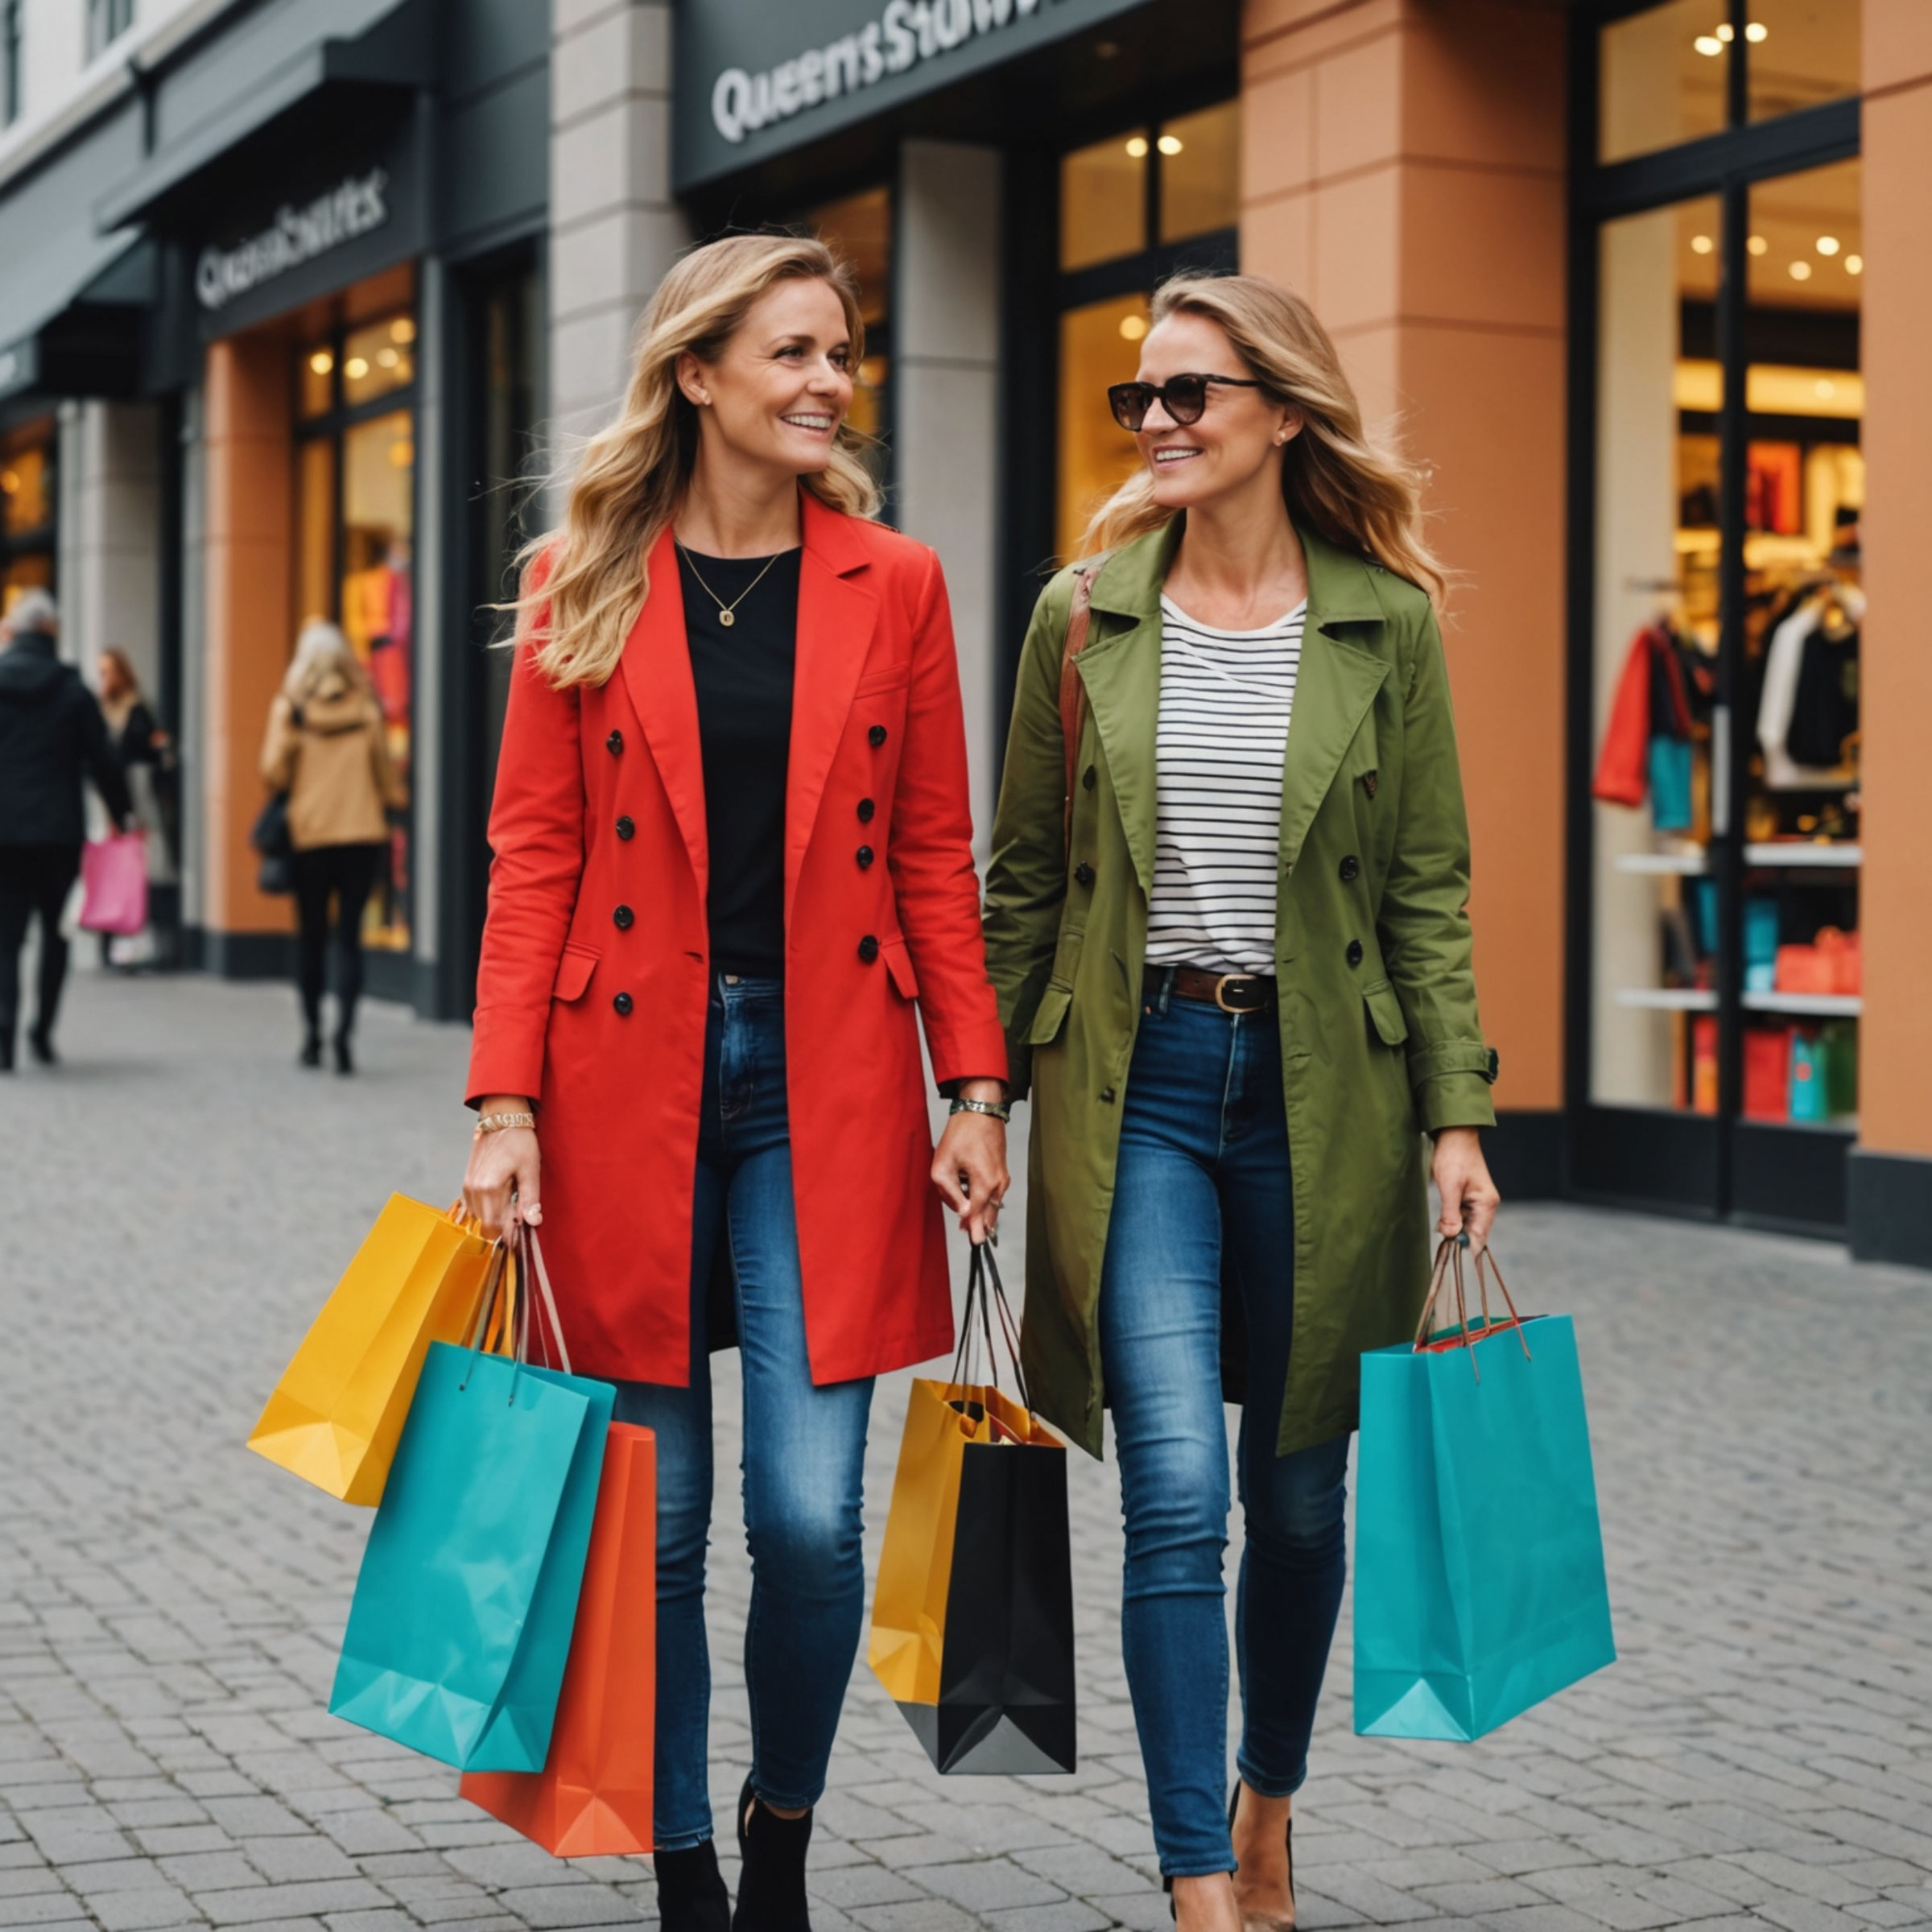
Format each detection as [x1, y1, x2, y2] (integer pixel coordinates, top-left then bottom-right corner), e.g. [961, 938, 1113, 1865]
[613, 974, 873, 1851]
[1099, 975, 1351, 1879]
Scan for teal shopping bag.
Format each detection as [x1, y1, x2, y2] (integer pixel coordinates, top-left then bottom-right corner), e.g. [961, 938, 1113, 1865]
[330, 1228, 613, 1772]
[1354, 1242, 1615, 1742]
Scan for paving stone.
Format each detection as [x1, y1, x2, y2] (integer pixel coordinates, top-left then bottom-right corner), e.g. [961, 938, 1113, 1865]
[84, 1885, 202, 1931]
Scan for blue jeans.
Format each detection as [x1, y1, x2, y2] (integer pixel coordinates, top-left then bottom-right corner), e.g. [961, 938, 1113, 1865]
[1099, 976, 1351, 1879]
[612, 976, 874, 1852]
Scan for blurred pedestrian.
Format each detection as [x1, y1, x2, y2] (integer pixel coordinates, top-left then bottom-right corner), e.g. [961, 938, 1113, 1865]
[93, 647, 174, 969]
[0, 589, 132, 1071]
[260, 620, 406, 1074]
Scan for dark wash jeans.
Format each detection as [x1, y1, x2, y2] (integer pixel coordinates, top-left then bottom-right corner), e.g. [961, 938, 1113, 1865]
[0, 841, 80, 1055]
[612, 976, 874, 1851]
[1098, 973, 1351, 1878]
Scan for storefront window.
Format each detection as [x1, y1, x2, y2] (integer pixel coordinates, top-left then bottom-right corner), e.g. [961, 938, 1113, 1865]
[0, 422, 55, 611]
[807, 188, 890, 488]
[1158, 101, 1241, 245]
[1600, 0, 1860, 164]
[1738, 157, 1861, 1128]
[1058, 293, 1151, 561]
[1062, 132, 1146, 271]
[294, 305, 417, 953]
[1590, 195, 1724, 1113]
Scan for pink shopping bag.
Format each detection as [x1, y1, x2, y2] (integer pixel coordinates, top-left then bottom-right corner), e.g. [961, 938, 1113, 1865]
[79, 832, 148, 935]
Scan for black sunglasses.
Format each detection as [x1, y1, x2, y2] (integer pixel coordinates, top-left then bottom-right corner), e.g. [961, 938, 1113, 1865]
[1108, 373, 1265, 432]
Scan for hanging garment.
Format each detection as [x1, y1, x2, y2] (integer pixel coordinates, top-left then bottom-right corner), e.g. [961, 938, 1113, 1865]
[1785, 620, 1859, 770]
[1757, 586, 1864, 788]
[1593, 623, 1694, 810]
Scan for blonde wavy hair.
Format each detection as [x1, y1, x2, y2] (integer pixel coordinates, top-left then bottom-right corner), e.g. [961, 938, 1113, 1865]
[514, 234, 880, 688]
[1081, 274, 1444, 601]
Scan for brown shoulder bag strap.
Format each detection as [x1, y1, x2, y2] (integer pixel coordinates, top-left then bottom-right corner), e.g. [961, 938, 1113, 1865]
[1057, 556, 1108, 845]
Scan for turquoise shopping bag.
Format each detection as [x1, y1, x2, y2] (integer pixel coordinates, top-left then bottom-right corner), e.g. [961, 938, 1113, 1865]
[330, 1228, 613, 1772]
[1354, 1241, 1615, 1742]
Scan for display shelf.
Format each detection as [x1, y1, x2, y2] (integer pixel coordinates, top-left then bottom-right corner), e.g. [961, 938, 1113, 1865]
[1616, 849, 1709, 875]
[1616, 988, 1718, 1011]
[1741, 992, 1863, 1017]
[1742, 842, 1863, 868]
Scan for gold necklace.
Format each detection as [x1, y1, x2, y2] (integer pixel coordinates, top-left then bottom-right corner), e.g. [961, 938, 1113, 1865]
[677, 543, 786, 630]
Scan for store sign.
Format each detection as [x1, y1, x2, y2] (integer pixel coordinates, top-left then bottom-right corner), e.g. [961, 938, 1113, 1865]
[195, 170, 390, 314]
[675, 0, 1148, 189]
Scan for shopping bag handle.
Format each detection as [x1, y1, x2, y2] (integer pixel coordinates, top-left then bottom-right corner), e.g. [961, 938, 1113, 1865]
[1413, 1236, 1532, 1379]
[514, 1219, 573, 1378]
[943, 1238, 1034, 1431]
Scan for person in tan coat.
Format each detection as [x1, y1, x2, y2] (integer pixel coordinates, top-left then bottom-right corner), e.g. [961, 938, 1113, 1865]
[261, 621, 406, 1072]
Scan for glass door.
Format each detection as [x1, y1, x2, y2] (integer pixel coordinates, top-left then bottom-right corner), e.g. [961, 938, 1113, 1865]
[1572, 0, 1861, 1231]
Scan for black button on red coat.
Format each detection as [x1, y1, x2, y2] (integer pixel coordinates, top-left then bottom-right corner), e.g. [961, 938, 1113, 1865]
[869, 724, 887, 747]
[858, 935, 880, 964]
[616, 815, 634, 840]
[606, 729, 624, 754]
[857, 846, 875, 869]
[613, 905, 634, 930]
[857, 797, 876, 823]
[613, 992, 634, 1015]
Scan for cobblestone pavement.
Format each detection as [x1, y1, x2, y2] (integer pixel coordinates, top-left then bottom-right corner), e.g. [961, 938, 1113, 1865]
[6, 972, 1930, 1932]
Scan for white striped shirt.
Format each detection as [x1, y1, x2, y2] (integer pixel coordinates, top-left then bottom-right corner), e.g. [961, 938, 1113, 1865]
[1145, 595, 1307, 976]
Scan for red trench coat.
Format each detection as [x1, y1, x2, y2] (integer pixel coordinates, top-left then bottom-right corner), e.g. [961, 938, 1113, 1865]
[467, 495, 1008, 1388]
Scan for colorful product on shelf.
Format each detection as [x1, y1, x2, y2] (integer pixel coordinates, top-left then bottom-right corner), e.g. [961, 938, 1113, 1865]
[1789, 1028, 1828, 1124]
[1822, 1020, 1859, 1119]
[1691, 1016, 1719, 1117]
[1774, 927, 1860, 997]
[1744, 898, 1780, 994]
[1744, 1026, 1793, 1121]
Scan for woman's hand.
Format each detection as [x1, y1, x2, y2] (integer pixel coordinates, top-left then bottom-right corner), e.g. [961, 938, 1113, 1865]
[1430, 1126, 1500, 1252]
[463, 1096, 542, 1240]
[931, 1082, 1010, 1247]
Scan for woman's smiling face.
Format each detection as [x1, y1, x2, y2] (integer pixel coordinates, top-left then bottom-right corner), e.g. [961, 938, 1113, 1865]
[1133, 309, 1298, 512]
[679, 275, 856, 481]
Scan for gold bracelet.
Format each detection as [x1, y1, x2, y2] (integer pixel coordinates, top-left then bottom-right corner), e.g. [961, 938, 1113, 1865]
[474, 1111, 536, 1135]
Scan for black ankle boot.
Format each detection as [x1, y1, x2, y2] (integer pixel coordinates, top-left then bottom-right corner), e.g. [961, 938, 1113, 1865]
[299, 1030, 322, 1068]
[733, 1776, 812, 1932]
[332, 1032, 353, 1075]
[655, 1839, 730, 1932]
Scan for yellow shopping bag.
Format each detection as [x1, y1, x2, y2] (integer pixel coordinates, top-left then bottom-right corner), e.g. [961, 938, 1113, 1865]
[248, 1195, 500, 1505]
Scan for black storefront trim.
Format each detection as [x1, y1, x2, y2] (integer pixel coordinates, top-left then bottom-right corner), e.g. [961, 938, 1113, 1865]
[1847, 1150, 1932, 1271]
[1484, 1110, 1563, 1202]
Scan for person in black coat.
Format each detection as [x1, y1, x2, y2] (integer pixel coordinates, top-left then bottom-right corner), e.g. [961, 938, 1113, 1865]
[0, 590, 132, 1068]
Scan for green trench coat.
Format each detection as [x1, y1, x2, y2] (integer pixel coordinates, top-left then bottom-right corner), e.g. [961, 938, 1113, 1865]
[984, 519, 1497, 1459]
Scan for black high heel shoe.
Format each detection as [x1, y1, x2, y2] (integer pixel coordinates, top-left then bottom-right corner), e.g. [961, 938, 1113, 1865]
[733, 1775, 812, 1932]
[654, 1839, 729, 1932]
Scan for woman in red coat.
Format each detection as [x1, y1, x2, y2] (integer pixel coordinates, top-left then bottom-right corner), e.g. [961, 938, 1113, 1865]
[460, 234, 1009, 1932]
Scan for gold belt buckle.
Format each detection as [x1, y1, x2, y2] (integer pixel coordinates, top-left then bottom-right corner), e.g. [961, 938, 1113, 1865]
[1214, 975, 1252, 1013]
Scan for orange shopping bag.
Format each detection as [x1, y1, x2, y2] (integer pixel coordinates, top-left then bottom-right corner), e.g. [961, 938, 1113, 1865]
[461, 1422, 656, 1855]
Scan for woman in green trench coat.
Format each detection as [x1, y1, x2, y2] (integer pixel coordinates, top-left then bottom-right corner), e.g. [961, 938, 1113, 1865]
[984, 275, 1501, 1932]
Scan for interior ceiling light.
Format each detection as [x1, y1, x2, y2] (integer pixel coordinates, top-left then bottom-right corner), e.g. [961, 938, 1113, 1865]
[1747, 234, 1769, 255]
[1846, 254, 1863, 274]
[1157, 134, 1183, 155]
[1815, 379, 1836, 398]
[1815, 236, 1840, 255]
[1715, 22, 1735, 40]
[1694, 33, 1724, 54]
[308, 351, 332, 374]
[1789, 261, 1812, 281]
[1119, 313, 1148, 341]
[345, 357, 369, 378]
[1125, 134, 1149, 158]
[1745, 20, 1768, 40]
[390, 317, 415, 344]
[1690, 234, 1715, 254]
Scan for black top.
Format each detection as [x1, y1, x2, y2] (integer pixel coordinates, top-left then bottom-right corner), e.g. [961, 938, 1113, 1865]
[0, 630, 131, 848]
[678, 545, 801, 980]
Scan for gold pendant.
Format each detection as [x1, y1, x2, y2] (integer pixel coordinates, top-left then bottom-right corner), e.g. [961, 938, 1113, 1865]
[720, 609, 735, 628]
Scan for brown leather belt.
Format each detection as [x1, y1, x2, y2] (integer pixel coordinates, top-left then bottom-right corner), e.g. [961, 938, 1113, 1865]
[1144, 965, 1278, 1014]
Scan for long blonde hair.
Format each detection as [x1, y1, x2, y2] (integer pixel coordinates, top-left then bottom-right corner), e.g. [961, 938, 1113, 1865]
[516, 234, 880, 688]
[1082, 274, 1445, 601]
[283, 619, 370, 702]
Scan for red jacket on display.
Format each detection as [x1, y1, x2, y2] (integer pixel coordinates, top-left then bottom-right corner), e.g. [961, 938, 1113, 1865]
[467, 494, 1008, 1389]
